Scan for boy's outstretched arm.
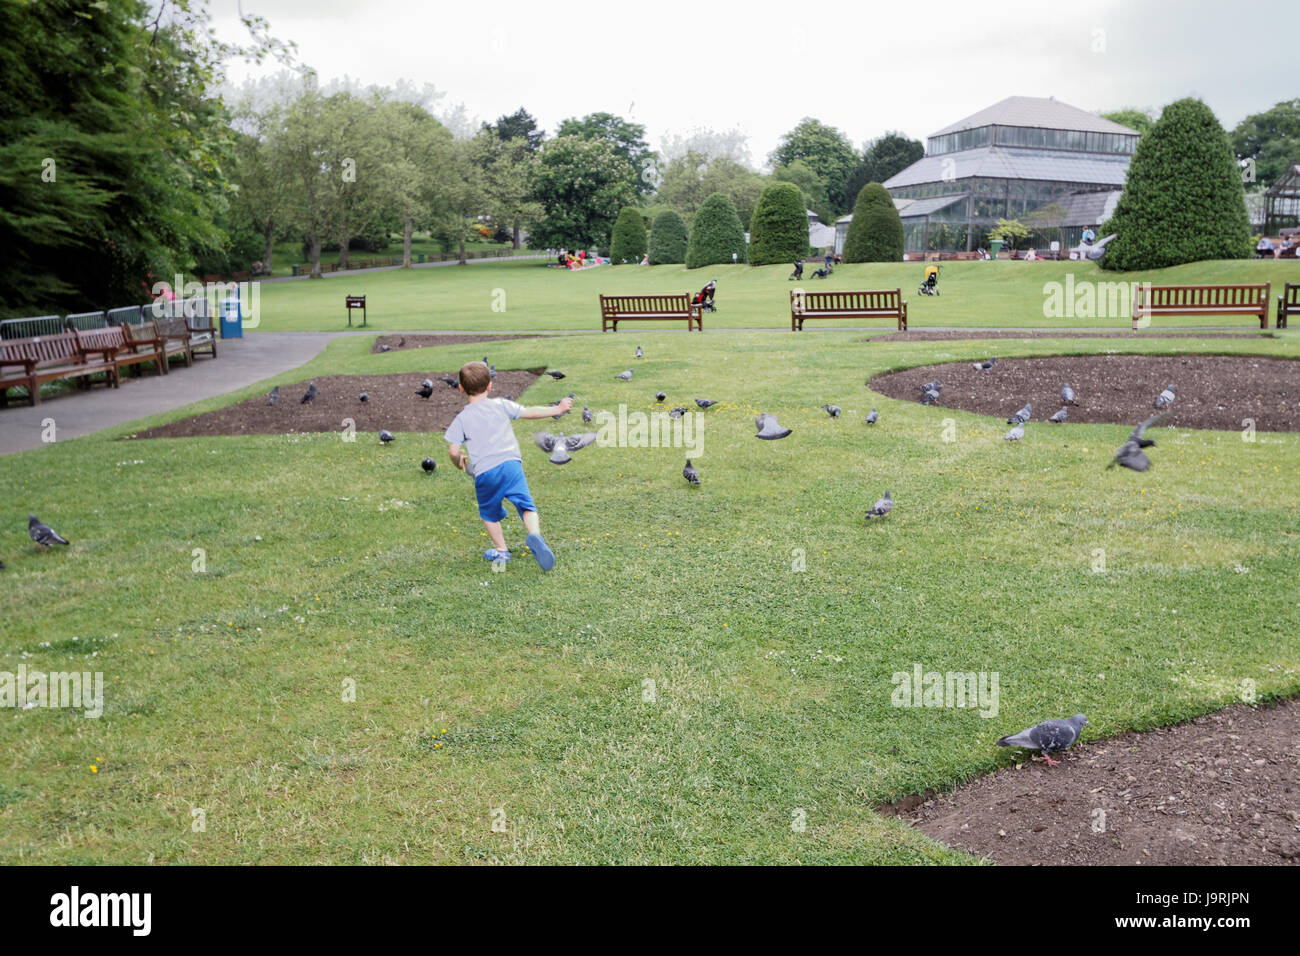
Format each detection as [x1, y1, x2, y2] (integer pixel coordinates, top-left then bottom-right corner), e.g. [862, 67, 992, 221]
[447, 442, 468, 471]
[518, 396, 573, 419]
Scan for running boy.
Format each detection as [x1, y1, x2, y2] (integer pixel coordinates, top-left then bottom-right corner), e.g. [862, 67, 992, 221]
[445, 361, 572, 570]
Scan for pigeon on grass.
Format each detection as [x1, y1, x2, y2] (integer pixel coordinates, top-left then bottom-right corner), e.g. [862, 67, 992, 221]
[996, 715, 1088, 766]
[379, 430, 395, 444]
[635, 346, 643, 358]
[1108, 412, 1168, 472]
[695, 399, 717, 409]
[545, 370, 566, 380]
[1048, 407, 1067, 423]
[29, 515, 69, 548]
[1004, 423, 1025, 441]
[421, 457, 436, 473]
[655, 392, 666, 403]
[755, 413, 792, 440]
[821, 405, 841, 418]
[668, 407, 688, 419]
[865, 491, 892, 520]
[534, 431, 598, 465]
[582, 406, 593, 424]
[1007, 403, 1032, 425]
[683, 460, 700, 485]
[616, 370, 633, 381]
[865, 408, 878, 425]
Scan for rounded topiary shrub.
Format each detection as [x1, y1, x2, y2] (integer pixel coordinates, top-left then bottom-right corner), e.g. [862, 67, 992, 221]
[685, 192, 747, 268]
[1101, 97, 1252, 271]
[648, 210, 688, 265]
[747, 182, 807, 266]
[842, 182, 903, 262]
[609, 206, 648, 264]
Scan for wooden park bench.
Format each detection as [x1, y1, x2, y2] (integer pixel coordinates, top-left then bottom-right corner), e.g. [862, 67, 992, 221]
[1278, 283, 1299, 329]
[599, 294, 703, 332]
[74, 325, 163, 379]
[120, 318, 191, 372]
[0, 330, 118, 406]
[154, 305, 218, 360]
[790, 289, 908, 331]
[1131, 282, 1271, 331]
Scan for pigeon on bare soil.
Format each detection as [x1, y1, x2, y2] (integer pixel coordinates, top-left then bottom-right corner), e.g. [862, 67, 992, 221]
[683, 460, 700, 485]
[1154, 384, 1176, 408]
[1007, 403, 1032, 425]
[416, 380, 434, 399]
[996, 714, 1088, 766]
[1048, 407, 1067, 423]
[379, 345, 391, 352]
[920, 379, 941, 395]
[921, 388, 941, 406]
[440, 377, 458, 388]
[755, 413, 792, 440]
[821, 405, 842, 418]
[267, 386, 279, 405]
[29, 514, 69, 548]
[421, 457, 436, 473]
[695, 399, 718, 409]
[534, 431, 598, 465]
[359, 392, 369, 403]
[1004, 422, 1025, 441]
[865, 491, 892, 520]
[973, 357, 996, 371]
[379, 430, 395, 444]
[1108, 412, 1168, 472]
[1061, 383, 1076, 405]
[616, 370, 633, 381]
[398, 337, 406, 348]
[865, 408, 878, 425]
[300, 382, 317, 404]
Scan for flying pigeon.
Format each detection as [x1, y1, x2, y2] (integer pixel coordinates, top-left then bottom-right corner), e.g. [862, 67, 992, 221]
[1007, 403, 1032, 425]
[1154, 384, 1176, 408]
[359, 392, 369, 403]
[582, 406, 593, 424]
[1048, 407, 1068, 423]
[421, 457, 436, 473]
[545, 370, 566, 380]
[300, 381, 317, 404]
[921, 388, 941, 406]
[266, 386, 279, 406]
[821, 404, 842, 418]
[534, 431, 598, 465]
[1004, 422, 1025, 441]
[683, 459, 700, 485]
[616, 370, 633, 381]
[973, 357, 996, 371]
[655, 392, 666, 403]
[635, 346, 643, 359]
[379, 344, 391, 352]
[379, 430, 395, 444]
[440, 377, 458, 388]
[865, 491, 892, 520]
[29, 514, 69, 548]
[695, 399, 717, 409]
[1061, 383, 1076, 405]
[1108, 412, 1168, 472]
[668, 407, 687, 419]
[865, 408, 878, 425]
[996, 714, 1088, 766]
[754, 413, 792, 440]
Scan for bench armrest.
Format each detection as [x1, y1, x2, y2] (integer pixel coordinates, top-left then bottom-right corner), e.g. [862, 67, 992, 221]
[0, 357, 36, 374]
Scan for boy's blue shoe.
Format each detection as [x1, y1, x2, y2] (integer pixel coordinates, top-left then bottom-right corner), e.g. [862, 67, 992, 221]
[525, 533, 555, 571]
[483, 548, 511, 562]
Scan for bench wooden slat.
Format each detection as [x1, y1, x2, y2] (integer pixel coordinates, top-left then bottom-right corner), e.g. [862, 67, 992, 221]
[1278, 282, 1299, 330]
[790, 289, 908, 331]
[599, 294, 702, 331]
[0, 330, 118, 406]
[1133, 283, 1271, 330]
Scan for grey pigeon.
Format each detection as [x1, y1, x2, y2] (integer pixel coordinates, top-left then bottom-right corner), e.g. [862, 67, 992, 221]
[1004, 422, 1025, 441]
[655, 392, 666, 403]
[754, 413, 792, 440]
[300, 381, 316, 404]
[398, 337, 406, 348]
[996, 714, 1088, 765]
[821, 404, 841, 418]
[416, 381, 434, 399]
[1154, 384, 1176, 408]
[1048, 407, 1068, 423]
[421, 457, 436, 473]
[582, 406, 593, 424]
[379, 344, 391, 352]
[865, 408, 878, 425]
[1108, 412, 1168, 472]
[635, 346, 643, 358]
[546, 370, 565, 380]
[440, 377, 458, 388]
[616, 370, 633, 381]
[29, 514, 69, 548]
[683, 459, 700, 485]
[972, 357, 996, 371]
[359, 392, 369, 403]
[489, 364, 496, 380]
[1007, 403, 1032, 425]
[668, 407, 687, 419]
[266, 386, 279, 405]
[921, 388, 941, 406]
[379, 430, 395, 444]
[1061, 383, 1076, 405]
[919, 379, 941, 394]
[695, 399, 717, 409]
[865, 490, 892, 520]
[534, 431, 598, 465]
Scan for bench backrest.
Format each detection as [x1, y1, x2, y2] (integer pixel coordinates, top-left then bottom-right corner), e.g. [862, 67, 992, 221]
[0, 331, 83, 368]
[793, 289, 903, 314]
[600, 294, 692, 315]
[1284, 283, 1300, 307]
[73, 326, 126, 354]
[1136, 284, 1270, 311]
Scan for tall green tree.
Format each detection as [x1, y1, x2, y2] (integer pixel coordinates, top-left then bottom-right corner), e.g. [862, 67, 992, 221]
[647, 210, 688, 265]
[1102, 108, 1156, 136]
[773, 159, 830, 223]
[1232, 99, 1300, 188]
[769, 118, 859, 212]
[845, 132, 924, 201]
[385, 100, 455, 267]
[556, 112, 656, 196]
[842, 182, 903, 262]
[685, 193, 746, 268]
[609, 206, 648, 263]
[472, 131, 541, 249]
[528, 135, 638, 248]
[484, 107, 545, 152]
[748, 182, 808, 266]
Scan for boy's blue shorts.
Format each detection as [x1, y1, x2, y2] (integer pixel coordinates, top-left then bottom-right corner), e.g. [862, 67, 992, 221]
[473, 459, 537, 522]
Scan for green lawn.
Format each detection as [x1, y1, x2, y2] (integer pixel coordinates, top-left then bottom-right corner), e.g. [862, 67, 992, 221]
[2, 329, 1297, 863]
[250, 236, 534, 279]
[247, 256, 1300, 332]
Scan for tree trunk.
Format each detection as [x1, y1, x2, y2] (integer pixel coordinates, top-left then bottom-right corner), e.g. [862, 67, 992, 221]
[338, 235, 350, 270]
[403, 218, 413, 268]
[512, 222, 521, 249]
[458, 235, 467, 265]
[309, 235, 322, 278]
[262, 222, 275, 271]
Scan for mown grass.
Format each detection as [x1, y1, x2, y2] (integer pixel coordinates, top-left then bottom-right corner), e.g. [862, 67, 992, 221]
[248, 256, 1300, 332]
[1, 330, 1297, 864]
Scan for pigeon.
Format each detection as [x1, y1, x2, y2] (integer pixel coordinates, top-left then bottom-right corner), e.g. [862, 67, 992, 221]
[359, 392, 369, 403]
[416, 381, 434, 399]
[1154, 384, 1176, 408]
[972, 357, 996, 371]
[1108, 412, 1168, 472]
[1061, 383, 1076, 405]
[865, 490, 892, 520]
[379, 344, 391, 352]
[996, 714, 1088, 766]
[29, 514, 69, 548]
[1007, 403, 1032, 425]
[655, 392, 666, 403]
[668, 407, 687, 419]
[921, 388, 941, 406]
[865, 408, 878, 425]
[489, 364, 496, 380]
[1048, 407, 1068, 423]
[1004, 422, 1025, 441]
[616, 370, 633, 381]
[695, 399, 717, 409]
[0, 558, 5, 570]
[683, 459, 700, 485]
[379, 430, 395, 444]
[582, 406, 593, 424]
[440, 377, 458, 388]
[266, 386, 279, 406]
[545, 370, 566, 380]
[754, 413, 792, 440]
[821, 404, 841, 419]
[398, 337, 406, 348]
[421, 457, 436, 473]
[919, 379, 941, 395]
[300, 381, 317, 404]
[534, 431, 598, 465]
[635, 346, 643, 358]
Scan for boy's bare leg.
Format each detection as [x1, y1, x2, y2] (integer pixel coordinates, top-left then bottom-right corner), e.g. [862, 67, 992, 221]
[483, 520, 508, 551]
[520, 510, 540, 536]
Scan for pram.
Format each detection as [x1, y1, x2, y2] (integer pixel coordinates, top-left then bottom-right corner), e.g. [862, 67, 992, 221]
[812, 263, 833, 279]
[789, 261, 804, 281]
[918, 264, 941, 296]
[692, 280, 717, 313]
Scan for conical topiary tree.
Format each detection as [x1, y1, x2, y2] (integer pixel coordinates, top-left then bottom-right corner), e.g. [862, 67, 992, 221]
[747, 182, 807, 266]
[1101, 97, 1252, 271]
[685, 192, 747, 268]
[648, 210, 688, 265]
[842, 182, 904, 262]
[609, 205, 648, 264]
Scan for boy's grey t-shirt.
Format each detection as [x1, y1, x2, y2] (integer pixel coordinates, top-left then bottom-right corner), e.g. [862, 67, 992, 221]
[444, 397, 525, 477]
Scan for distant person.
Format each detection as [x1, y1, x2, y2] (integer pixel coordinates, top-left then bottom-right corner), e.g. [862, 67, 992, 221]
[824, 253, 833, 269]
[1257, 236, 1274, 258]
[1082, 226, 1096, 245]
[789, 261, 803, 281]
[640, 253, 649, 265]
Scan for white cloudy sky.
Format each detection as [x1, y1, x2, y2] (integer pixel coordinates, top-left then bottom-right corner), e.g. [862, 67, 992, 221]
[213, 0, 1296, 163]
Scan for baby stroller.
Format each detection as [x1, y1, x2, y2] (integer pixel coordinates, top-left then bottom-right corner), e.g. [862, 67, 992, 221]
[692, 280, 717, 313]
[789, 261, 804, 281]
[918, 264, 941, 296]
[812, 263, 833, 279]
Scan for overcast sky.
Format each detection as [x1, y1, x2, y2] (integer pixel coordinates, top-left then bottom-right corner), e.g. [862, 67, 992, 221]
[214, 0, 1295, 164]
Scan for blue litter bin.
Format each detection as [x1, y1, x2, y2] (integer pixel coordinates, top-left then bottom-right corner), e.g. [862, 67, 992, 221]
[220, 295, 243, 339]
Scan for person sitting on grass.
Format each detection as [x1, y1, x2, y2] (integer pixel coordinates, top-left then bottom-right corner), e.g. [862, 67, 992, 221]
[445, 361, 572, 570]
